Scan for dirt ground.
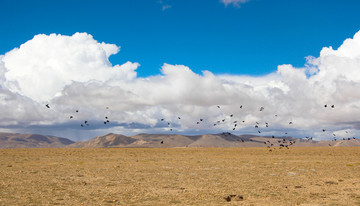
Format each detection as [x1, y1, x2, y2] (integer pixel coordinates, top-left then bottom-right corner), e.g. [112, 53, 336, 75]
[0, 147, 360, 205]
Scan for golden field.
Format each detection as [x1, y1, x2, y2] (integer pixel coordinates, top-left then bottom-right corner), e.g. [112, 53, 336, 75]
[0, 147, 360, 205]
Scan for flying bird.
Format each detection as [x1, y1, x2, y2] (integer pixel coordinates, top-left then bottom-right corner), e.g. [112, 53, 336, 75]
[45, 104, 50, 108]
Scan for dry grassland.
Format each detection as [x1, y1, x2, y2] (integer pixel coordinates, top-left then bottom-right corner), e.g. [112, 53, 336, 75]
[1, 147, 360, 205]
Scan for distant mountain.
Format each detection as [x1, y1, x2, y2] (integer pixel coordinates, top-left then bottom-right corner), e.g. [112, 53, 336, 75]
[0, 132, 74, 148]
[66, 133, 360, 148]
[68, 133, 136, 148]
[1, 132, 359, 148]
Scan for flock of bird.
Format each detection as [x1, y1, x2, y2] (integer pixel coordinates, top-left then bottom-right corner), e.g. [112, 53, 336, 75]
[45, 104, 111, 127]
[45, 103, 357, 151]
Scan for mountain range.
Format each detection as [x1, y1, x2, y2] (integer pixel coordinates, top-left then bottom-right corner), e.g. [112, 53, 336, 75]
[0, 132, 75, 148]
[1, 132, 359, 148]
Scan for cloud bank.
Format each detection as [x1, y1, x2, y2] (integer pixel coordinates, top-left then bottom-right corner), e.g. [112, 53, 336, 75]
[1, 31, 360, 140]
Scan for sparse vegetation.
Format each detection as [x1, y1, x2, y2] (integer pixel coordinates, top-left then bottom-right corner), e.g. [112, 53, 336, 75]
[0, 147, 360, 205]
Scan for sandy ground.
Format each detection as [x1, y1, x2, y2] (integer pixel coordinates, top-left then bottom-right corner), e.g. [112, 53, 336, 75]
[0, 147, 360, 205]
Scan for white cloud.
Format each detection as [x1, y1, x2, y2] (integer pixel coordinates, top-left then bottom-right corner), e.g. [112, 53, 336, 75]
[157, 0, 171, 11]
[221, 0, 250, 7]
[2, 33, 138, 102]
[1, 31, 360, 140]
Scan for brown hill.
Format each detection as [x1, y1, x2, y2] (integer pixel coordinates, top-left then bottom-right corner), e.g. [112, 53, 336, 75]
[1, 132, 359, 148]
[68, 133, 136, 148]
[188, 134, 237, 147]
[0, 132, 74, 148]
[129, 134, 194, 147]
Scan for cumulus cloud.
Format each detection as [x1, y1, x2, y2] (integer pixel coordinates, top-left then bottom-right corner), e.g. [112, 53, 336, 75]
[2, 33, 138, 102]
[221, 0, 250, 7]
[1, 31, 360, 140]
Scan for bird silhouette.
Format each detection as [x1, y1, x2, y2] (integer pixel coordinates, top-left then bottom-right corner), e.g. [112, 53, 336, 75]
[45, 104, 50, 108]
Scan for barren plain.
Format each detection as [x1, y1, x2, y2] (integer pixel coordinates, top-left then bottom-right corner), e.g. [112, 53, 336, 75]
[1, 147, 360, 205]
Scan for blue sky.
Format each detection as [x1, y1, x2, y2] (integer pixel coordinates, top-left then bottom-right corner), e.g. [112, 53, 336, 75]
[1, 0, 360, 140]
[1, 0, 360, 77]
